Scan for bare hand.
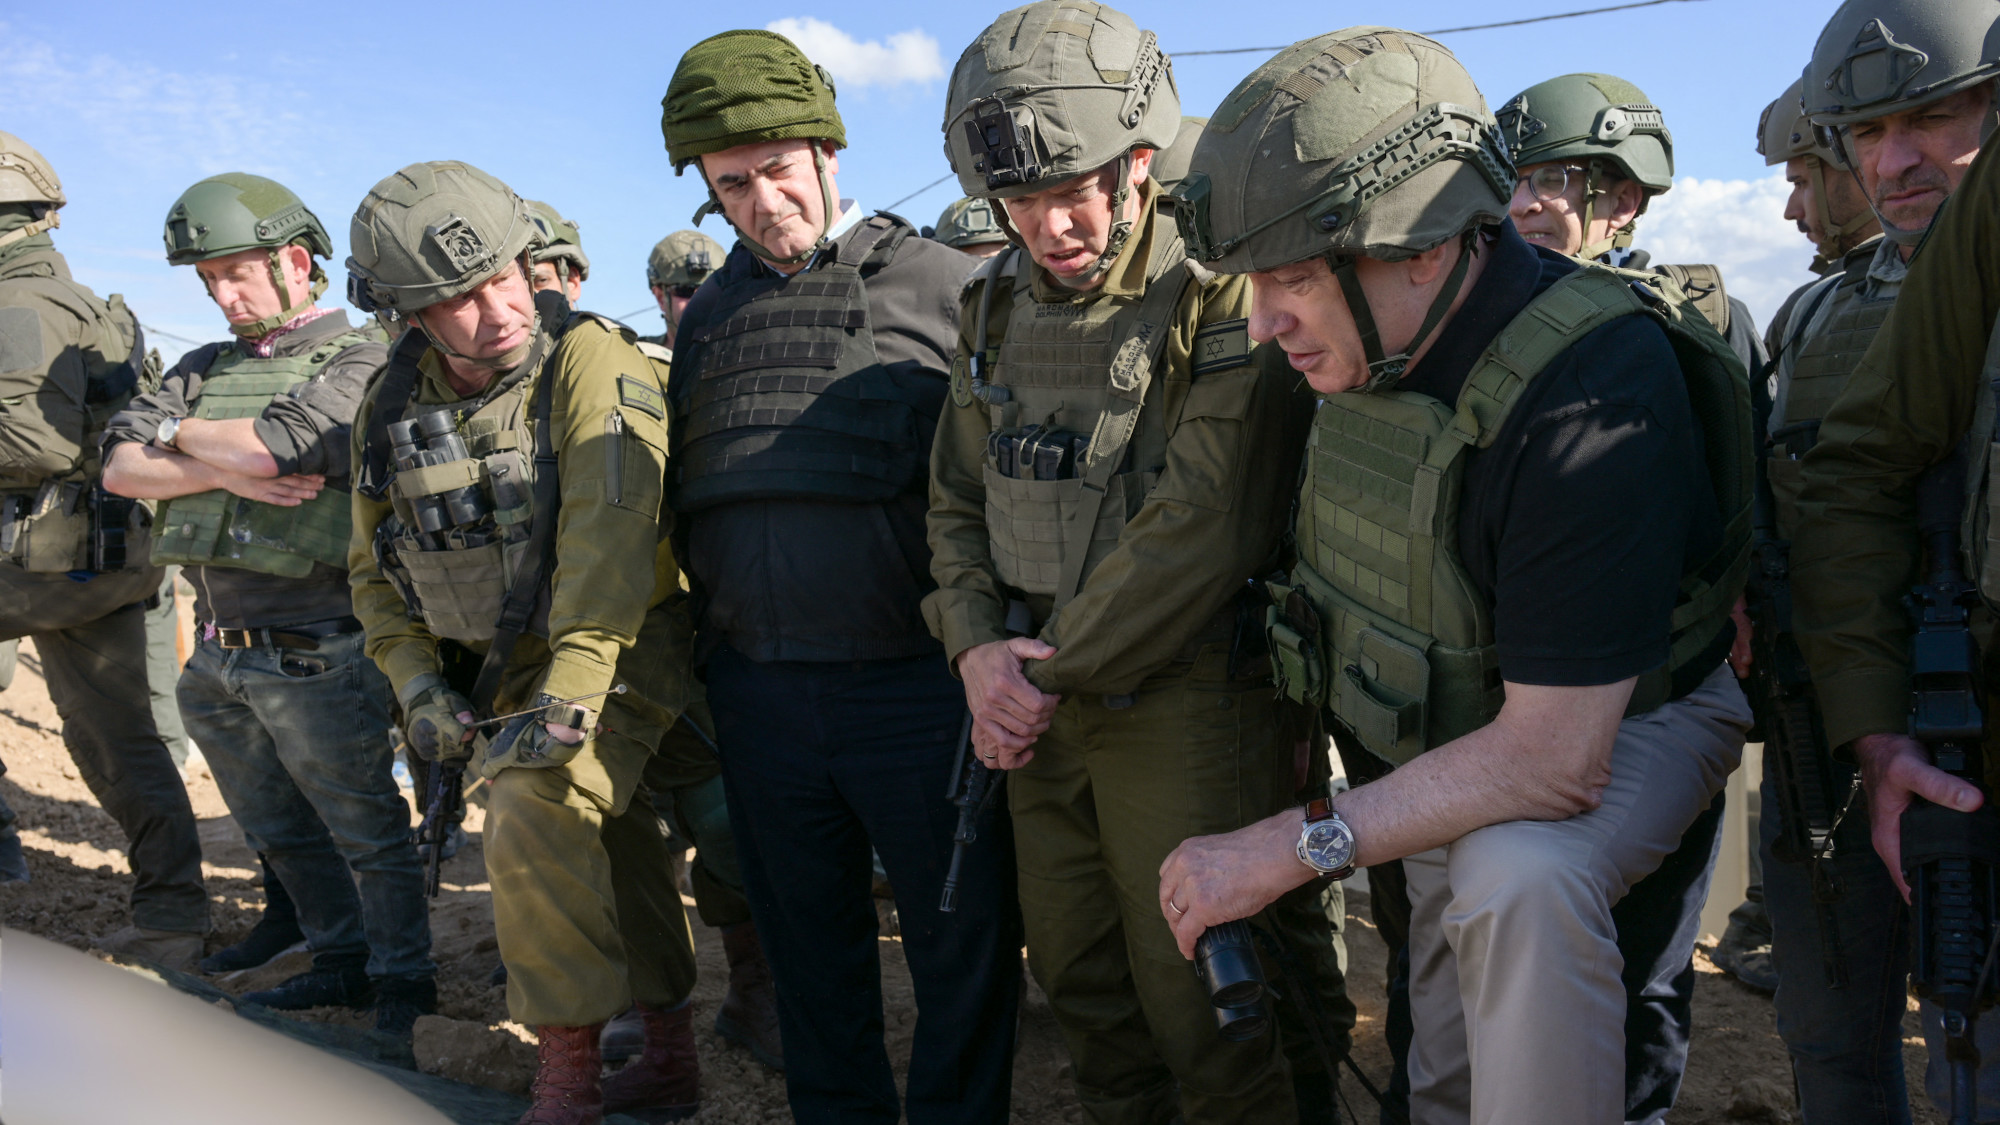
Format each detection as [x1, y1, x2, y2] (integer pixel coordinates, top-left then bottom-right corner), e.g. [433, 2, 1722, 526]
[1158, 810, 1316, 959]
[1728, 596, 1753, 679]
[221, 471, 325, 506]
[958, 637, 1061, 769]
[544, 722, 586, 746]
[1854, 731, 1986, 900]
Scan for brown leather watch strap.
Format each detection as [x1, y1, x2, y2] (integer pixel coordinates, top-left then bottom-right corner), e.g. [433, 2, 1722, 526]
[1305, 796, 1336, 823]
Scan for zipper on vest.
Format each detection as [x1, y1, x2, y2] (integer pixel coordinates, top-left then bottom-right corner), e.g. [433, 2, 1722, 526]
[605, 410, 624, 506]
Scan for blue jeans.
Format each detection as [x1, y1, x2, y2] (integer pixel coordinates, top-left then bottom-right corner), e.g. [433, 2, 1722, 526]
[180, 628, 432, 981]
[705, 646, 1022, 1125]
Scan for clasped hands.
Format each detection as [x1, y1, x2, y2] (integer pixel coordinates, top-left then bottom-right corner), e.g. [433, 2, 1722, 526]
[957, 636, 1060, 769]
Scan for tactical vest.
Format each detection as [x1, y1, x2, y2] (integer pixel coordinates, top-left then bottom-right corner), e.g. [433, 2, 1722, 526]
[672, 215, 928, 511]
[0, 271, 155, 573]
[150, 332, 369, 578]
[968, 232, 1196, 605]
[1266, 267, 1752, 766]
[1765, 269, 1895, 539]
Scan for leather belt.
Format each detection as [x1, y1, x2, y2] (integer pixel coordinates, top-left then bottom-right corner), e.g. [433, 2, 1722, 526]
[207, 616, 364, 651]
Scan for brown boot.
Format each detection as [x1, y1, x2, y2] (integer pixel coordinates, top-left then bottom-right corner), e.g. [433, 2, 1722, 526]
[598, 1001, 699, 1120]
[518, 1024, 603, 1125]
[715, 923, 785, 1071]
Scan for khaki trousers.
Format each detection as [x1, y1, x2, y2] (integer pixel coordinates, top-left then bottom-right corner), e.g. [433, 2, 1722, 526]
[484, 692, 696, 1028]
[1402, 663, 1750, 1124]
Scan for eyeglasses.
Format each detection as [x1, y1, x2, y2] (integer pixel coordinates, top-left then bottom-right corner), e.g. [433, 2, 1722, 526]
[1515, 164, 1587, 203]
[668, 285, 698, 299]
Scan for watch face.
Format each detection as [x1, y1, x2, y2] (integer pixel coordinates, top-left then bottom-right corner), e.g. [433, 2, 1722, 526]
[1304, 820, 1354, 872]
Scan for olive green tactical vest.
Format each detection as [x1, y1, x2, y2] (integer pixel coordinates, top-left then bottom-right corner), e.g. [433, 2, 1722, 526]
[0, 271, 153, 573]
[151, 333, 367, 577]
[1267, 266, 1752, 766]
[1766, 272, 1895, 540]
[969, 232, 1196, 605]
[673, 215, 926, 511]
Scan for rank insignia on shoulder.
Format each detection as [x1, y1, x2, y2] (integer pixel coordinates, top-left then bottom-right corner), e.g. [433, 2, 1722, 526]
[1192, 318, 1251, 374]
[617, 375, 666, 420]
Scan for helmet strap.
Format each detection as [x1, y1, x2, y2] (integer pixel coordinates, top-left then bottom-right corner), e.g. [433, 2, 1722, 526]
[1806, 159, 1874, 261]
[0, 206, 59, 253]
[413, 254, 538, 368]
[1577, 162, 1637, 262]
[229, 244, 326, 339]
[711, 144, 840, 269]
[1327, 229, 1479, 393]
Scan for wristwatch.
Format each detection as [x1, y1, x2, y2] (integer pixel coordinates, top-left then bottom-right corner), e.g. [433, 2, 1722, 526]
[1296, 798, 1356, 882]
[155, 416, 185, 451]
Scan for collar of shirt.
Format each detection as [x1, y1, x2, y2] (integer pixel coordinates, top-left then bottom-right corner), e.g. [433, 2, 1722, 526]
[244, 305, 340, 358]
[1863, 233, 1909, 295]
[1397, 222, 1558, 406]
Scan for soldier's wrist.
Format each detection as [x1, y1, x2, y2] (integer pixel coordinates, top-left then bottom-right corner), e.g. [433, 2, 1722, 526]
[398, 671, 448, 711]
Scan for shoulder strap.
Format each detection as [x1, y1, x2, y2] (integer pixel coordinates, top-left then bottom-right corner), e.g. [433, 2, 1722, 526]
[1653, 263, 1731, 338]
[834, 214, 900, 270]
[467, 289, 572, 713]
[1451, 266, 1649, 449]
[1052, 242, 1196, 608]
[356, 326, 433, 500]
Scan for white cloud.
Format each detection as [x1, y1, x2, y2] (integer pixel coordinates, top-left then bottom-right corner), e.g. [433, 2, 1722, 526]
[765, 18, 945, 90]
[1638, 173, 1820, 335]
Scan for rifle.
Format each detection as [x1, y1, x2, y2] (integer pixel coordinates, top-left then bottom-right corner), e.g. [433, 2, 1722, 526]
[416, 759, 463, 899]
[939, 709, 1003, 913]
[1744, 375, 1853, 986]
[1903, 459, 2000, 1125]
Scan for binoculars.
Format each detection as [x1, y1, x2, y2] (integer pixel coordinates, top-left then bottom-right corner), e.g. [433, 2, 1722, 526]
[989, 425, 1088, 482]
[389, 409, 489, 536]
[1195, 920, 1270, 1042]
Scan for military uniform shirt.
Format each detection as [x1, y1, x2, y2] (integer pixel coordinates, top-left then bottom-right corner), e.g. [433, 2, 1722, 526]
[1791, 140, 2000, 749]
[925, 189, 1316, 697]
[104, 310, 384, 629]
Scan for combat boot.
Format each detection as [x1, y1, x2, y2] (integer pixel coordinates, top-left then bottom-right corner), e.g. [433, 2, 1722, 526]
[520, 1023, 604, 1125]
[95, 925, 204, 972]
[374, 975, 438, 1037]
[714, 923, 783, 1071]
[241, 963, 373, 1010]
[0, 824, 29, 884]
[598, 1001, 698, 1121]
[201, 859, 302, 973]
[600, 1005, 645, 1065]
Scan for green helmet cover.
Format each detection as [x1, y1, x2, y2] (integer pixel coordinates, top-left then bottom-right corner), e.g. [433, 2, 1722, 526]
[1174, 27, 1512, 389]
[0, 132, 64, 253]
[526, 198, 588, 283]
[660, 29, 846, 266]
[1495, 73, 1675, 191]
[933, 196, 1009, 249]
[647, 229, 728, 288]
[165, 173, 335, 338]
[1804, 0, 2000, 127]
[1174, 27, 1513, 272]
[660, 30, 846, 169]
[942, 1, 1181, 200]
[346, 161, 535, 315]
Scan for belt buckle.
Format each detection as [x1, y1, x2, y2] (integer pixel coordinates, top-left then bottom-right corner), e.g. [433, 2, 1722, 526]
[217, 627, 258, 650]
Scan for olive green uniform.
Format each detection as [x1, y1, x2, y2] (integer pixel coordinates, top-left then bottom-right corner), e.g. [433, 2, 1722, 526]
[926, 187, 1349, 1125]
[350, 314, 699, 1026]
[1792, 141, 2000, 753]
[0, 232, 205, 933]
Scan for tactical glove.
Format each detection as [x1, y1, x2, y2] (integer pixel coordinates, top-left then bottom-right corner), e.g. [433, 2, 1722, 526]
[400, 674, 476, 762]
[477, 696, 590, 779]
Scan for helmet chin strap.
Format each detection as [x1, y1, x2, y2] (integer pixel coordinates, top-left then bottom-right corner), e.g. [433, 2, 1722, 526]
[229, 244, 327, 339]
[1577, 162, 1637, 262]
[0, 206, 58, 253]
[1326, 229, 1480, 393]
[697, 144, 838, 269]
[989, 151, 1143, 293]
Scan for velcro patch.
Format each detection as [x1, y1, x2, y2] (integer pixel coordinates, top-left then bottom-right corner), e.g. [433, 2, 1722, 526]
[0, 307, 44, 374]
[1192, 318, 1251, 374]
[618, 375, 665, 421]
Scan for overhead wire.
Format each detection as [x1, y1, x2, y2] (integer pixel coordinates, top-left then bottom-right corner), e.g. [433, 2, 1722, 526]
[1170, 0, 1708, 56]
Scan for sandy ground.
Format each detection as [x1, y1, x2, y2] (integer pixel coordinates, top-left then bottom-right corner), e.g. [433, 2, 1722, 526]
[0, 633, 1949, 1124]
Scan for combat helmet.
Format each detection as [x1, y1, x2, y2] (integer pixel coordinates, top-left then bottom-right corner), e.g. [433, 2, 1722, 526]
[163, 173, 337, 338]
[526, 199, 589, 291]
[1495, 73, 1674, 259]
[1148, 116, 1210, 192]
[1804, 0, 2000, 241]
[932, 196, 1008, 250]
[660, 29, 846, 266]
[0, 132, 65, 252]
[646, 229, 727, 290]
[1174, 27, 1512, 389]
[346, 161, 535, 316]
[943, 1, 1181, 280]
[1759, 77, 1874, 262]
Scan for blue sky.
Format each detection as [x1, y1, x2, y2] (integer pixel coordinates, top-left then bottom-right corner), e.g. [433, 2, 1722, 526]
[9, 0, 1816, 365]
